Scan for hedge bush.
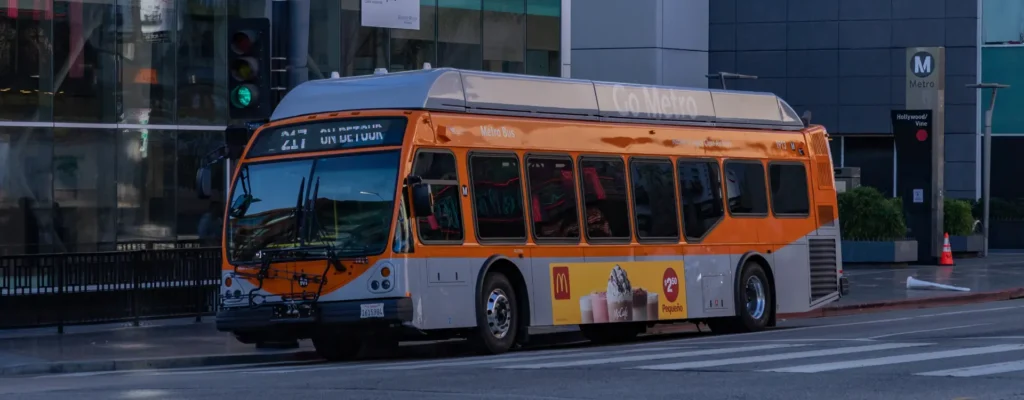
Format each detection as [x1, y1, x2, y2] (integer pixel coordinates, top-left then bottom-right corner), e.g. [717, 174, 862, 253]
[943, 198, 975, 236]
[837, 186, 907, 241]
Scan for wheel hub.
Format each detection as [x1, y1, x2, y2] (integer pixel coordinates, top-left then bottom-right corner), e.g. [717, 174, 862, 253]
[745, 275, 766, 320]
[486, 289, 512, 339]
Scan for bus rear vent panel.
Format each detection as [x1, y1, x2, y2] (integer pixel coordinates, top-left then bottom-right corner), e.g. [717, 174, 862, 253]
[808, 238, 839, 302]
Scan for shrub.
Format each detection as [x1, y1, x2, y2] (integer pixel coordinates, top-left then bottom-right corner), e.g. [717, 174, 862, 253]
[943, 198, 975, 236]
[837, 186, 907, 241]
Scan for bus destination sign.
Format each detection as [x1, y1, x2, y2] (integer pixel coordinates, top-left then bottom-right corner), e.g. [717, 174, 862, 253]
[247, 117, 407, 157]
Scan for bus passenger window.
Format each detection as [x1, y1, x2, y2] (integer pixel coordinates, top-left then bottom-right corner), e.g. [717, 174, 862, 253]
[526, 156, 580, 240]
[724, 161, 769, 215]
[412, 151, 464, 242]
[677, 160, 725, 240]
[470, 154, 527, 240]
[578, 158, 631, 240]
[769, 163, 810, 215]
[629, 159, 680, 239]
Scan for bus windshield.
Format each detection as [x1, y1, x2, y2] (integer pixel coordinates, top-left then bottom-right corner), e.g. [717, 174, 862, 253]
[226, 150, 401, 263]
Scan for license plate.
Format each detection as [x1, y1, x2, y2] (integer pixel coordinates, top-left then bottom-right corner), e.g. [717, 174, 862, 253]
[360, 303, 385, 319]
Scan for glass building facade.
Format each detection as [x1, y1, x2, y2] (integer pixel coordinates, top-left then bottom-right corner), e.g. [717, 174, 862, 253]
[0, 0, 562, 256]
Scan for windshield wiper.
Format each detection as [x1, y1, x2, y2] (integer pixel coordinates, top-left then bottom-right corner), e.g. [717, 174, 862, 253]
[302, 176, 347, 274]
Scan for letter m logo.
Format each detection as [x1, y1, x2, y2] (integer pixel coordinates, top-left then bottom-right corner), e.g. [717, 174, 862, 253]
[912, 52, 933, 78]
[552, 266, 570, 300]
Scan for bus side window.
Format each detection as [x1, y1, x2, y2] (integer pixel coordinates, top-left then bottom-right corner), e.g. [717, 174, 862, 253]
[677, 159, 725, 241]
[629, 158, 680, 240]
[469, 154, 527, 241]
[411, 151, 464, 242]
[578, 157, 631, 241]
[526, 155, 580, 241]
[724, 160, 769, 215]
[769, 163, 811, 216]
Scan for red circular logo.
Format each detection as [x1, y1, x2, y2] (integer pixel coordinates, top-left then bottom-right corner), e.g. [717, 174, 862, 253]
[916, 129, 928, 142]
[662, 268, 679, 303]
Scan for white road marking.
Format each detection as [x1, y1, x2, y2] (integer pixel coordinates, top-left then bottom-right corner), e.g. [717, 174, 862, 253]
[498, 344, 801, 369]
[362, 347, 687, 371]
[867, 323, 993, 339]
[762, 344, 1024, 373]
[916, 360, 1024, 377]
[633, 342, 930, 371]
[957, 336, 1024, 340]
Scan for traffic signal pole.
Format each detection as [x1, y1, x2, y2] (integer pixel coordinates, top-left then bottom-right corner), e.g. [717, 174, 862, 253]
[271, 0, 291, 107]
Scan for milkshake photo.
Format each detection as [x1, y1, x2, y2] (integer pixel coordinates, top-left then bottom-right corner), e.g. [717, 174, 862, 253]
[646, 292, 659, 320]
[606, 265, 633, 322]
[589, 291, 609, 323]
[580, 295, 594, 324]
[632, 288, 649, 321]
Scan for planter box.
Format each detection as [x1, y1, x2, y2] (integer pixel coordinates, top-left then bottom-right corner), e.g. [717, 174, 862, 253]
[841, 240, 918, 264]
[948, 234, 984, 254]
[990, 220, 1024, 250]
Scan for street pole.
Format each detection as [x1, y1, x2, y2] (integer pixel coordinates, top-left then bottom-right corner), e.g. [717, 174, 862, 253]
[967, 83, 1009, 258]
[705, 71, 758, 90]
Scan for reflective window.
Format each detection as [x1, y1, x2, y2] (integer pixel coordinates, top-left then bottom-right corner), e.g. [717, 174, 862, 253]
[176, 130, 225, 246]
[526, 155, 579, 240]
[390, 0, 437, 72]
[0, 2, 53, 121]
[483, 0, 524, 73]
[769, 163, 810, 215]
[578, 157, 631, 240]
[630, 158, 679, 239]
[411, 151, 464, 242]
[438, 0, 482, 70]
[526, 0, 559, 77]
[53, 128, 118, 252]
[469, 154, 526, 240]
[118, 0, 177, 124]
[341, 0, 387, 76]
[53, 0, 118, 123]
[724, 161, 768, 215]
[677, 160, 724, 241]
[117, 129, 176, 243]
[983, 0, 1024, 45]
[178, 0, 230, 124]
[0, 127, 56, 255]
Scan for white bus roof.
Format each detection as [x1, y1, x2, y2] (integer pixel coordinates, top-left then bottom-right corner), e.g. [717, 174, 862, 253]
[271, 68, 806, 131]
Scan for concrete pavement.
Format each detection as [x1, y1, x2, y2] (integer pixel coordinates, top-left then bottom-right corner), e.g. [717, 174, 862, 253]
[5, 300, 1024, 399]
[2, 256, 1024, 378]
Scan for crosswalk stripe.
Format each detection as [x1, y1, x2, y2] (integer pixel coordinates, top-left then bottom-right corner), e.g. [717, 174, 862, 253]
[762, 344, 1024, 373]
[633, 342, 930, 371]
[365, 347, 685, 371]
[498, 344, 801, 369]
[916, 360, 1024, 377]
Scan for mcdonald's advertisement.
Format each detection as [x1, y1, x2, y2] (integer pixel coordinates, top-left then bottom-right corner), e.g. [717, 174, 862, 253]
[549, 261, 687, 325]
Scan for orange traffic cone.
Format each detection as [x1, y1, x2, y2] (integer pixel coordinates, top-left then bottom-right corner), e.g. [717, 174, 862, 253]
[939, 232, 955, 266]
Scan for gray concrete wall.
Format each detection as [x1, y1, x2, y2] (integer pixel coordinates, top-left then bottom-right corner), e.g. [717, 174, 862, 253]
[708, 0, 979, 199]
[570, 0, 709, 88]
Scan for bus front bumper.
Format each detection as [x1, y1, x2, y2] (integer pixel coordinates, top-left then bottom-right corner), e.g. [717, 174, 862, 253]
[215, 297, 414, 333]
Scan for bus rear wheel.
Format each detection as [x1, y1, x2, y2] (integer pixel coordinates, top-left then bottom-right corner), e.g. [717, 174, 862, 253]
[470, 272, 518, 355]
[709, 262, 773, 334]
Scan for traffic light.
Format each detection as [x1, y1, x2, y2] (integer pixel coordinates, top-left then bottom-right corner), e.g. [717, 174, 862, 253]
[227, 18, 271, 120]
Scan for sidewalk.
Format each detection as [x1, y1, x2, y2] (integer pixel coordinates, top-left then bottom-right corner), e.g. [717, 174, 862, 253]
[3, 254, 1024, 376]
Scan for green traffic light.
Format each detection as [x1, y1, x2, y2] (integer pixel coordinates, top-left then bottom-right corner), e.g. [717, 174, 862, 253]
[231, 86, 252, 108]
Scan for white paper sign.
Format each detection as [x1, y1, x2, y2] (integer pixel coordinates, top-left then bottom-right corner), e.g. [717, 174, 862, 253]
[913, 189, 924, 203]
[362, 0, 420, 30]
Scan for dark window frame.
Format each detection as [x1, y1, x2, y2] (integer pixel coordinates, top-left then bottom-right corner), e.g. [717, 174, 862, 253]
[524, 152, 582, 244]
[628, 156, 681, 243]
[467, 150, 529, 244]
[723, 159, 770, 218]
[411, 148, 466, 245]
[675, 157, 726, 243]
[767, 161, 812, 218]
[576, 155, 633, 244]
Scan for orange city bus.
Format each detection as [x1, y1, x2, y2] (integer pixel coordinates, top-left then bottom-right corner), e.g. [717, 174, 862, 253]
[195, 68, 848, 361]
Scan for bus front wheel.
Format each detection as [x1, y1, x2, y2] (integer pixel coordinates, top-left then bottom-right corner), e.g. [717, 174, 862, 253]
[471, 272, 518, 355]
[709, 262, 773, 334]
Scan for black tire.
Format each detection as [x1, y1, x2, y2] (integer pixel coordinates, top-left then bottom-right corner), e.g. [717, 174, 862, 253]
[470, 272, 518, 355]
[312, 333, 363, 362]
[579, 323, 642, 344]
[710, 262, 773, 334]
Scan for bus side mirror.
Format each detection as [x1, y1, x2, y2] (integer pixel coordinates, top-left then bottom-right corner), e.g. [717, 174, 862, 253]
[411, 183, 434, 217]
[196, 166, 212, 199]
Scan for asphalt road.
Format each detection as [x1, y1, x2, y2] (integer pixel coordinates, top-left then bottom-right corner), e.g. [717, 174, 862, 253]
[5, 299, 1024, 400]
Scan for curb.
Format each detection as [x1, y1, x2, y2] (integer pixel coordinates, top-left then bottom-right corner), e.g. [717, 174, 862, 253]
[778, 287, 1024, 320]
[0, 350, 320, 377]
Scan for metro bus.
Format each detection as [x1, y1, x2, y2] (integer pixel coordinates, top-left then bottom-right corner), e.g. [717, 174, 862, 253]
[196, 67, 848, 361]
